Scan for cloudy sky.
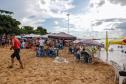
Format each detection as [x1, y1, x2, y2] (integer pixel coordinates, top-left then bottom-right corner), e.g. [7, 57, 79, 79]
[0, 0, 126, 38]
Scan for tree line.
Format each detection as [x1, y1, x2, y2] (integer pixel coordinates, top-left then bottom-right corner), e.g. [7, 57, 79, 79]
[0, 9, 47, 35]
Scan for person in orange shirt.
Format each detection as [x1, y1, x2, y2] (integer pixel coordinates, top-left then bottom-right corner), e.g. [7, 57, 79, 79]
[8, 34, 23, 69]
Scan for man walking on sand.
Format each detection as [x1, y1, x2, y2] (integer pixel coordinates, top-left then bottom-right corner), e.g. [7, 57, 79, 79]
[8, 34, 23, 69]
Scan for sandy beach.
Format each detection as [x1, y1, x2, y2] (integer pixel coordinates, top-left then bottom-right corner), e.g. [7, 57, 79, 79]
[0, 47, 115, 84]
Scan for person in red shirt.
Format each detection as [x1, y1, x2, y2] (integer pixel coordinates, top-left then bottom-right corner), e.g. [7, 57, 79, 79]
[8, 34, 23, 69]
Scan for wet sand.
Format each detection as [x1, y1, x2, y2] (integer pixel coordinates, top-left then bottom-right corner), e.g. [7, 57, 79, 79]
[0, 47, 115, 84]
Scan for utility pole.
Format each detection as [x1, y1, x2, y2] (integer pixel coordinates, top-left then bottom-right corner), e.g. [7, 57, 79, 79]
[67, 13, 70, 33]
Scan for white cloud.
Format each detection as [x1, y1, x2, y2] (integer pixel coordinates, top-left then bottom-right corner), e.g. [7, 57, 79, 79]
[52, 26, 66, 33]
[88, 0, 126, 36]
[59, 0, 126, 38]
[21, 17, 45, 27]
[23, 0, 126, 38]
[54, 21, 59, 25]
[90, 1, 126, 20]
[1, 0, 126, 38]
[20, 0, 75, 26]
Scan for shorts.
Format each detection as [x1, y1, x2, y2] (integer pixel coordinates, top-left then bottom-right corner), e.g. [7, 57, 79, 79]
[11, 49, 20, 60]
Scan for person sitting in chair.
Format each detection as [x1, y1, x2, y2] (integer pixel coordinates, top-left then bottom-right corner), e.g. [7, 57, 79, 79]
[81, 48, 91, 63]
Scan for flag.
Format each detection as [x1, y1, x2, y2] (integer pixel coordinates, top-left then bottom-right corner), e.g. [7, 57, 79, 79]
[105, 31, 109, 62]
[123, 39, 126, 43]
[105, 31, 109, 52]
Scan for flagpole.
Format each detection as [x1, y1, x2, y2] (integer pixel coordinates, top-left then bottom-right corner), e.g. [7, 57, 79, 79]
[106, 50, 108, 62]
[105, 31, 109, 62]
[104, 28, 114, 62]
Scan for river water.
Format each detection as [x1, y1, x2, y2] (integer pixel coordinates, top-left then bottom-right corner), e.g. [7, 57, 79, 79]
[99, 45, 126, 69]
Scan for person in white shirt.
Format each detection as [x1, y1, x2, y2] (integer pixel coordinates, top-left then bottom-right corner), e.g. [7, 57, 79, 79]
[38, 38, 45, 56]
[39, 38, 45, 48]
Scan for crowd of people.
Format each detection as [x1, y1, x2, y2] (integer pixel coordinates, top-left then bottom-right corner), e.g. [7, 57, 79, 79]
[0, 34, 100, 69]
[35, 38, 65, 57]
[19, 37, 67, 57]
[19, 37, 99, 64]
[0, 34, 100, 61]
[0, 34, 11, 48]
[69, 43, 99, 63]
[0, 34, 67, 58]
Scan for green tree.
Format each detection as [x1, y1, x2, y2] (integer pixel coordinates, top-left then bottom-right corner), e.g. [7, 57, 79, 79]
[35, 26, 47, 35]
[0, 9, 48, 35]
[0, 14, 21, 35]
[21, 26, 34, 34]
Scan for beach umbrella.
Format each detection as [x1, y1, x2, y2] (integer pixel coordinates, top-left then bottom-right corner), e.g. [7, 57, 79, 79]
[23, 34, 40, 38]
[41, 35, 48, 39]
[80, 39, 102, 46]
[73, 39, 82, 43]
[22, 34, 31, 38]
[48, 32, 76, 40]
[16, 35, 21, 38]
[40, 34, 53, 39]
